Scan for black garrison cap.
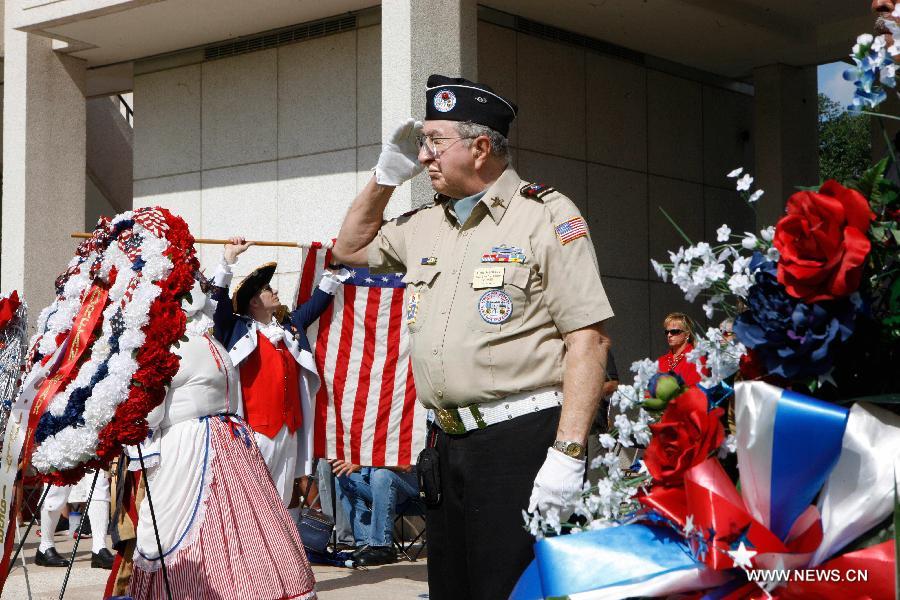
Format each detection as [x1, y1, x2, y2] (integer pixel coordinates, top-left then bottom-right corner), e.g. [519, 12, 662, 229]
[425, 74, 518, 137]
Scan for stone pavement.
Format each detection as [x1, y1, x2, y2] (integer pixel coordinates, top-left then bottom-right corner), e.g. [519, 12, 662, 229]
[2, 526, 429, 600]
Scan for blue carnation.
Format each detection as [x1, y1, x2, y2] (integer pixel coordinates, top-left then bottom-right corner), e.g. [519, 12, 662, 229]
[734, 255, 859, 380]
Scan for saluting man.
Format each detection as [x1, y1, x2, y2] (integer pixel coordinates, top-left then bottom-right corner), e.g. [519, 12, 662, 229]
[332, 75, 614, 600]
[212, 238, 344, 507]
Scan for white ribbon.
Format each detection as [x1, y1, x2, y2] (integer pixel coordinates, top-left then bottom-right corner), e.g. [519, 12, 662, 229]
[811, 401, 900, 566]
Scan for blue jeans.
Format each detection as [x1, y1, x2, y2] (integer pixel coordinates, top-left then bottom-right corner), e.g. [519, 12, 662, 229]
[336, 467, 418, 548]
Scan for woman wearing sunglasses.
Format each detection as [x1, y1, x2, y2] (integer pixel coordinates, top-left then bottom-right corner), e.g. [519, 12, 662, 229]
[657, 312, 702, 386]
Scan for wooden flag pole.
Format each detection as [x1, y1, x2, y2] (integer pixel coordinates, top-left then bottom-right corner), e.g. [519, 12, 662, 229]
[70, 233, 309, 248]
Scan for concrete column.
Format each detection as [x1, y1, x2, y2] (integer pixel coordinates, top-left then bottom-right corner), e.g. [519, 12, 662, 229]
[752, 64, 819, 227]
[381, 0, 477, 209]
[2, 23, 87, 323]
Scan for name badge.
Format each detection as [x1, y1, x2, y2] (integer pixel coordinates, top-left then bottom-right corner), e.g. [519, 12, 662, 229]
[472, 267, 504, 289]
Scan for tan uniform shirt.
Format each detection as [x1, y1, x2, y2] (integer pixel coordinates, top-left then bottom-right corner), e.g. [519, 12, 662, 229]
[367, 166, 614, 409]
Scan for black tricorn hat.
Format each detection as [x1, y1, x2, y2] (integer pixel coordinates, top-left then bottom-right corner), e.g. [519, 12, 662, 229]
[232, 262, 277, 314]
[425, 74, 518, 137]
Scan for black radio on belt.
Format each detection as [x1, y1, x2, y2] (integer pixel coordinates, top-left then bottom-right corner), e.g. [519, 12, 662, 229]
[416, 427, 442, 506]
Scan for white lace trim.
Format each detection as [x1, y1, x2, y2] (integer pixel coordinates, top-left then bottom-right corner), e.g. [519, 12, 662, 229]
[258, 317, 286, 345]
[185, 311, 215, 337]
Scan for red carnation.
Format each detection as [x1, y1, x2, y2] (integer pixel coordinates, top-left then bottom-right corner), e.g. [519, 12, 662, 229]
[773, 180, 875, 302]
[644, 387, 724, 488]
[0, 291, 22, 331]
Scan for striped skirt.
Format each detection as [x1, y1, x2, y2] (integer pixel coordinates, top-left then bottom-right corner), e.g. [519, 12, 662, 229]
[130, 415, 316, 599]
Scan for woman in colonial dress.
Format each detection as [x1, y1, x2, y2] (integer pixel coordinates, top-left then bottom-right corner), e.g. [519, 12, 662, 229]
[128, 278, 316, 599]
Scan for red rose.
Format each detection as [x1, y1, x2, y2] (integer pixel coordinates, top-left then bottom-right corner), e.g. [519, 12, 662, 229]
[773, 180, 875, 302]
[644, 387, 724, 487]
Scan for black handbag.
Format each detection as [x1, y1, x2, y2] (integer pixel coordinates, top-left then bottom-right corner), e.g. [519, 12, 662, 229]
[298, 507, 335, 554]
[296, 476, 335, 554]
[416, 427, 441, 506]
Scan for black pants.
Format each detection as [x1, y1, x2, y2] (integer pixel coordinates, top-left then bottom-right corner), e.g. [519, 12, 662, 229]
[426, 406, 561, 600]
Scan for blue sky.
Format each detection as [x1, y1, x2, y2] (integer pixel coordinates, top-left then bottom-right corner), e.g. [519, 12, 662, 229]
[818, 61, 855, 108]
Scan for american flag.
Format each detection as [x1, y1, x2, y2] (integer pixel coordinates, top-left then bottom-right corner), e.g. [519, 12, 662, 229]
[554, 216, 588, 245]
[296, 245, 426, 466]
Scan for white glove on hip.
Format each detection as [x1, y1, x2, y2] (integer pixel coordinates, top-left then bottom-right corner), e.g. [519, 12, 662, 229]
[375, 118, 424, 186]
[527, 447, 586, 521]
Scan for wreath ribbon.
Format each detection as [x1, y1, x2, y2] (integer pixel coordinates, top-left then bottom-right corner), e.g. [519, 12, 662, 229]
[21, 284, 109, 471]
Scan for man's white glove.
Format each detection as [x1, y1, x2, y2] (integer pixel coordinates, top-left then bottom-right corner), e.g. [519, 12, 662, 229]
[375, 118, 424, 186]
[527, 447, 586, 521]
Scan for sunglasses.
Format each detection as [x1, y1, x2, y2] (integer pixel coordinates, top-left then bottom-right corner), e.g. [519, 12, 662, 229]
[664, 329, 684, 336]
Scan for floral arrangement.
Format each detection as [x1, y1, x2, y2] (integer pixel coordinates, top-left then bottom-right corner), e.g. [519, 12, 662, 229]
[23, 207, 197, 485]
[516, 27, 900, 595]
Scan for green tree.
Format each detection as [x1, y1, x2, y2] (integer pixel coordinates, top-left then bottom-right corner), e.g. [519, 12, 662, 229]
[818, 93, 872, 183]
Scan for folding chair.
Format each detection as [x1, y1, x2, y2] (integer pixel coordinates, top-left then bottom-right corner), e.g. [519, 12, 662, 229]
[392, 497, 427, 562]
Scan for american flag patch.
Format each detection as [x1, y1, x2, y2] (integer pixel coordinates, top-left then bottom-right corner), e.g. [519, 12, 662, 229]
[555, 217, 588, 245]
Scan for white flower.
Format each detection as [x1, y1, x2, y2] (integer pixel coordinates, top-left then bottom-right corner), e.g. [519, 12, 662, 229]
[732, 255, 752, 274]
[736, 174, 754, 191]
[716, 224, 731, 242]
[690, 328, 747, 387]
[727, 272, 753, 297]
[630, 359, 659, 388]
[766, 246, 781, 262]
[610, 385, 639, 412]
[613, 413, 635, 448]
[718, 434, 738, 459]
[759, 225, 775, 243]
[684, 242, 712, 261]
[741, 232, 758, 250]
[717, 246, 736, 263]
[543, 508, 562, 534]
[873, 35, 887, 53]
[748, 189, 765, 203]
[702, 294, 723, 319]
[598, 434, 617, 450]
[650, 259, 668, 282]
[856, 33, 874, 47]
[726, 167, 743, 178]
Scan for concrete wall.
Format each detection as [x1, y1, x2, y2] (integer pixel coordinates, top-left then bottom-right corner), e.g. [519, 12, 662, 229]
[133, 24, 386, 302]
[133, 15, 758, 371]
[477, 21, 758, 369]
[85, 173, 117, 228]
[86, 95, 133, 223]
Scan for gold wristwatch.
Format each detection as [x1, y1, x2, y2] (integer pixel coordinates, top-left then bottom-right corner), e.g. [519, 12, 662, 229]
[552, 440, 586, 459]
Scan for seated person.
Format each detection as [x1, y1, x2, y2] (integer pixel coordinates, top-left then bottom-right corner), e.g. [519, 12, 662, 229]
[330, 460, 418, 566]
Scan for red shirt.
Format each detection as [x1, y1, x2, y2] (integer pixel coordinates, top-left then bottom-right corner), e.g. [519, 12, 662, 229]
[657, 343, 703, 386]
[239, 334, 302, 439]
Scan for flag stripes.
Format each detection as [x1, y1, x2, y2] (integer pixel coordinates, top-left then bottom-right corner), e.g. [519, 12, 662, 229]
[298, 247, 425, 466]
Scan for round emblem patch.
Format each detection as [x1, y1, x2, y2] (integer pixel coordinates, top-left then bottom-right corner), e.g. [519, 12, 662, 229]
[433, 89, 456, 112]
[478, 289, 513, 324]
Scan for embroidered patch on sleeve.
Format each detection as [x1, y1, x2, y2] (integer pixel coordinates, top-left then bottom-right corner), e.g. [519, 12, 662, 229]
[554, 217, 588, 245]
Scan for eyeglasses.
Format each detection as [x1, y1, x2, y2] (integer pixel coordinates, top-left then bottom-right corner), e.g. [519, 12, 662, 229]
[415, 134, 474, 158]
[664, 329, 684, 336]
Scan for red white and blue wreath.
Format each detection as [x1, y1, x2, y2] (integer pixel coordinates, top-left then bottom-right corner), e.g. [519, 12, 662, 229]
[23, 207, 197, 485]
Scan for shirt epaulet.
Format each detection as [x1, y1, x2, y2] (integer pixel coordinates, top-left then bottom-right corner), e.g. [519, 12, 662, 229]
[519, 182, 556, 201]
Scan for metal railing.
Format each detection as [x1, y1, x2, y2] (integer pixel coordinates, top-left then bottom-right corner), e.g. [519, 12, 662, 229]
[117, 94, 133, 127]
